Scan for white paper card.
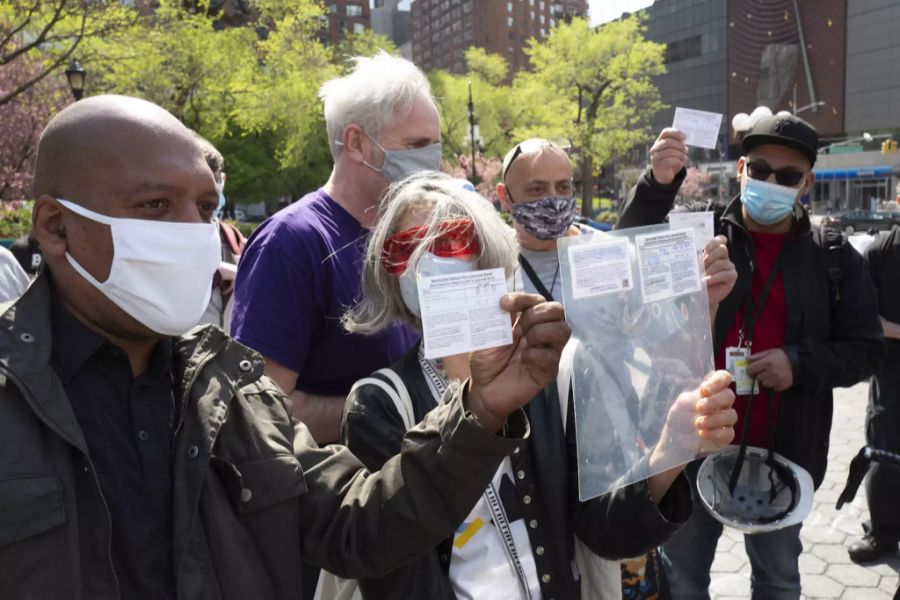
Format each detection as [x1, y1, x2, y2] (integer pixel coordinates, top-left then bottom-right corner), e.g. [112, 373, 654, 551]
[672, 107, 723, 150]
[418, 268, 512, 359]
[566, 238, 633, 300]
[635, 228, 703, 303]
[668, 211, 715, 253]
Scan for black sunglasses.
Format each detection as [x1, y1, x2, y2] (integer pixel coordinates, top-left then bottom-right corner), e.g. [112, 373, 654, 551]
[746, 161, 807, 187]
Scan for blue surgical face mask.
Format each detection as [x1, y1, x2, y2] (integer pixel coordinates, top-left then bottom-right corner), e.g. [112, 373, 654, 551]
[364, 133, 443, 183]
[215, 182, 226, 219]
[741, 176, 799, 225]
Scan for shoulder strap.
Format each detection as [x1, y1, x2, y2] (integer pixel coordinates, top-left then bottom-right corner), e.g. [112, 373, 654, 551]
[374, 367, 415, 431]
[518, 255, 554, 301]
[814, 228, 845, 304]
[349, 369, 415, 432]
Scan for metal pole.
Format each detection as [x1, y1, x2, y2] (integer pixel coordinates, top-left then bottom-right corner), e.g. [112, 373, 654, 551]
[792, 0, 819, 113]
[467, 80, 477, 182]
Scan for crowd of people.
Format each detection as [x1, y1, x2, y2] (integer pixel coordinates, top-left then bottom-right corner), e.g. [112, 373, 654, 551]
[0, 51, 894, 600]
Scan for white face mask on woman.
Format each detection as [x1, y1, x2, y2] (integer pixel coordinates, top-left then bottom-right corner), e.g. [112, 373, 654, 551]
[57, 199, 222, 336]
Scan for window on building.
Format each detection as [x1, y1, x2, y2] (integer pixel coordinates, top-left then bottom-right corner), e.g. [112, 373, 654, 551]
[353, 22, 366, 33]
[508, 16, 513, 27]
[346, 4, 363, 16]
[540, 0, 545, 10]
[665, 35, 702, 63]
[338, 19, 347, 34]
[328, 3, 338, 13]
[507, 1, 513, 11]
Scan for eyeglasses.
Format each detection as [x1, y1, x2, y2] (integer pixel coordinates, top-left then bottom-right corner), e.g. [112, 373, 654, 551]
[381, 218, 480, 274]
[745, 161, 807, 187]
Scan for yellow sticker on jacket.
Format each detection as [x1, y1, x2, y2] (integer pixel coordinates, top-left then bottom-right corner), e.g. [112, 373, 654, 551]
[453, 517, 485, 549]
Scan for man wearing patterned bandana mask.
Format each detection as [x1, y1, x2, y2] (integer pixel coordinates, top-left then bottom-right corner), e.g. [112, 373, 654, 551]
[498, 137, 740, 598]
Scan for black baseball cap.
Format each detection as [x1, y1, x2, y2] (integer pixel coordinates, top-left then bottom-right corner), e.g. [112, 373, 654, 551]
[741, 114, 819, 166]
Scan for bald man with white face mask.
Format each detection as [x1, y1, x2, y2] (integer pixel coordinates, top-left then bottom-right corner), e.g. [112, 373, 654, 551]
[0, 94, 578, 599]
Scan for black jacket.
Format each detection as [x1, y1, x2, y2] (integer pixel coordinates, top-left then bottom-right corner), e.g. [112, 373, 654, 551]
[619, 180, 883, 487]
[0, 276, 530, 599]
[341, 343, 692, 600]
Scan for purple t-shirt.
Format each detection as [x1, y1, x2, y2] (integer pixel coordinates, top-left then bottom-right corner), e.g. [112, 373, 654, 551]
[231, 189, 418, 396]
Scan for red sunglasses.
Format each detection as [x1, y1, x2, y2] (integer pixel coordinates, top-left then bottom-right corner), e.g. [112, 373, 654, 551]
[381, 218, 480, 274]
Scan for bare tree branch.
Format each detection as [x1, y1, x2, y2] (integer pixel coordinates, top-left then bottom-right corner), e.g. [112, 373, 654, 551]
[0, 4, 86, 106]
[0, 0, 70, 65]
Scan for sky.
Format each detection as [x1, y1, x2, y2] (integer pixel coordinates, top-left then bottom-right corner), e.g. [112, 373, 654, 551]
[589, 0, 655, 26]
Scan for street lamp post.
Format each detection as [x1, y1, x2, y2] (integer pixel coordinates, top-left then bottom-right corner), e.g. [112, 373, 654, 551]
[467, 81, 477, 183]
[65, 60, 86, 101]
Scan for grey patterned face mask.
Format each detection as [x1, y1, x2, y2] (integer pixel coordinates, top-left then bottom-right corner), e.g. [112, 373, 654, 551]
[510, 195, 577, 240]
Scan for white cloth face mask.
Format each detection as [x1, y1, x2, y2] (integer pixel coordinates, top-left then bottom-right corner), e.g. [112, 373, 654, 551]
[57, 199, 222, 336]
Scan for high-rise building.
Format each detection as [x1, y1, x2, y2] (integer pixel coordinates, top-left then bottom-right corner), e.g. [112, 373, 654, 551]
[645, 0, 728, 147]
[411, 0, 588, 74]
[641, 0, 900, 211]
[373, 0, 413, 59]
[320, 1, 371, 47]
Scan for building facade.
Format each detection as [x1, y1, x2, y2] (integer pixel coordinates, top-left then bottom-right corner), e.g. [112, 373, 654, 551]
[645, 0, 728, 150]
[641, 0, 900, 210]
[320, 1, 371, 47]
[411, 0, 587, 74]
[373, 0, 413, 59]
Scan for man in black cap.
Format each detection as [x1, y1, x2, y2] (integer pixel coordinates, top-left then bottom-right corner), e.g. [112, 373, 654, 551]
[620, 114, 883, 599]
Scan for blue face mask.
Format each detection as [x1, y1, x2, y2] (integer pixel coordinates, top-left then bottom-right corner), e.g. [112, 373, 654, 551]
[742, 177, 799, 225]
[215, 182, 226, 219]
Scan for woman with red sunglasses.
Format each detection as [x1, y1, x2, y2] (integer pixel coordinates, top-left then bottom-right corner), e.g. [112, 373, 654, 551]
[331, 172, 736, 600]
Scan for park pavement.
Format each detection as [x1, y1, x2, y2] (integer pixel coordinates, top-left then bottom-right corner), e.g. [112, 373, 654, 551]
[708, 381, 900, 599]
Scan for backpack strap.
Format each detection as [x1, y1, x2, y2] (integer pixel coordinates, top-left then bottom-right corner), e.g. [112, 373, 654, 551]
[814, 227, 845, 305]
[348, 368, 415, 432]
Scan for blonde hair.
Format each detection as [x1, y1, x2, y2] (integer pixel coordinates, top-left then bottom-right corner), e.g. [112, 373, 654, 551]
[344, 171, 518, 335]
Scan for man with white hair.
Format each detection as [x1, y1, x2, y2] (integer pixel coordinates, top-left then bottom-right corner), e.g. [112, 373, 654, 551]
[231, 52, 441, 446]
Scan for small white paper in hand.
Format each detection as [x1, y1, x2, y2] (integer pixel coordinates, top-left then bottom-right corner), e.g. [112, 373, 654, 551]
[418, 268, 512, 359]
[668, 211, 715, 253]
[673, 107, 724, 150]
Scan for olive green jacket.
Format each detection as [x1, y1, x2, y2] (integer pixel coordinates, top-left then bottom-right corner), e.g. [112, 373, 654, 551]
[0, 275, 527, 599]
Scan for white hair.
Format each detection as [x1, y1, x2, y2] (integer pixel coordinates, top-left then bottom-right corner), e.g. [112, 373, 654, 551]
[344, 172, 518, 335]
[319, 51, 436, 160]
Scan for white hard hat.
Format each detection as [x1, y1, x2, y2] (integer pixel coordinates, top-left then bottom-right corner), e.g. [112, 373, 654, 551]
[696, 445, 814, 534]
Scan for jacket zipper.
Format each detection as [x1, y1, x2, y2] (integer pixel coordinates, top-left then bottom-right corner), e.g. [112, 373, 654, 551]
[0, 363, 121, 598]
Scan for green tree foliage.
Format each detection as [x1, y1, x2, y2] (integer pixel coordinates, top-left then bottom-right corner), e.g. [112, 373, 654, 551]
[333, 30, 397, 72]
[0, 0, 135, 106]
[429, 47, 521, 165]
[514, 15, 666, 211]
[81, 0, 350, 205]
